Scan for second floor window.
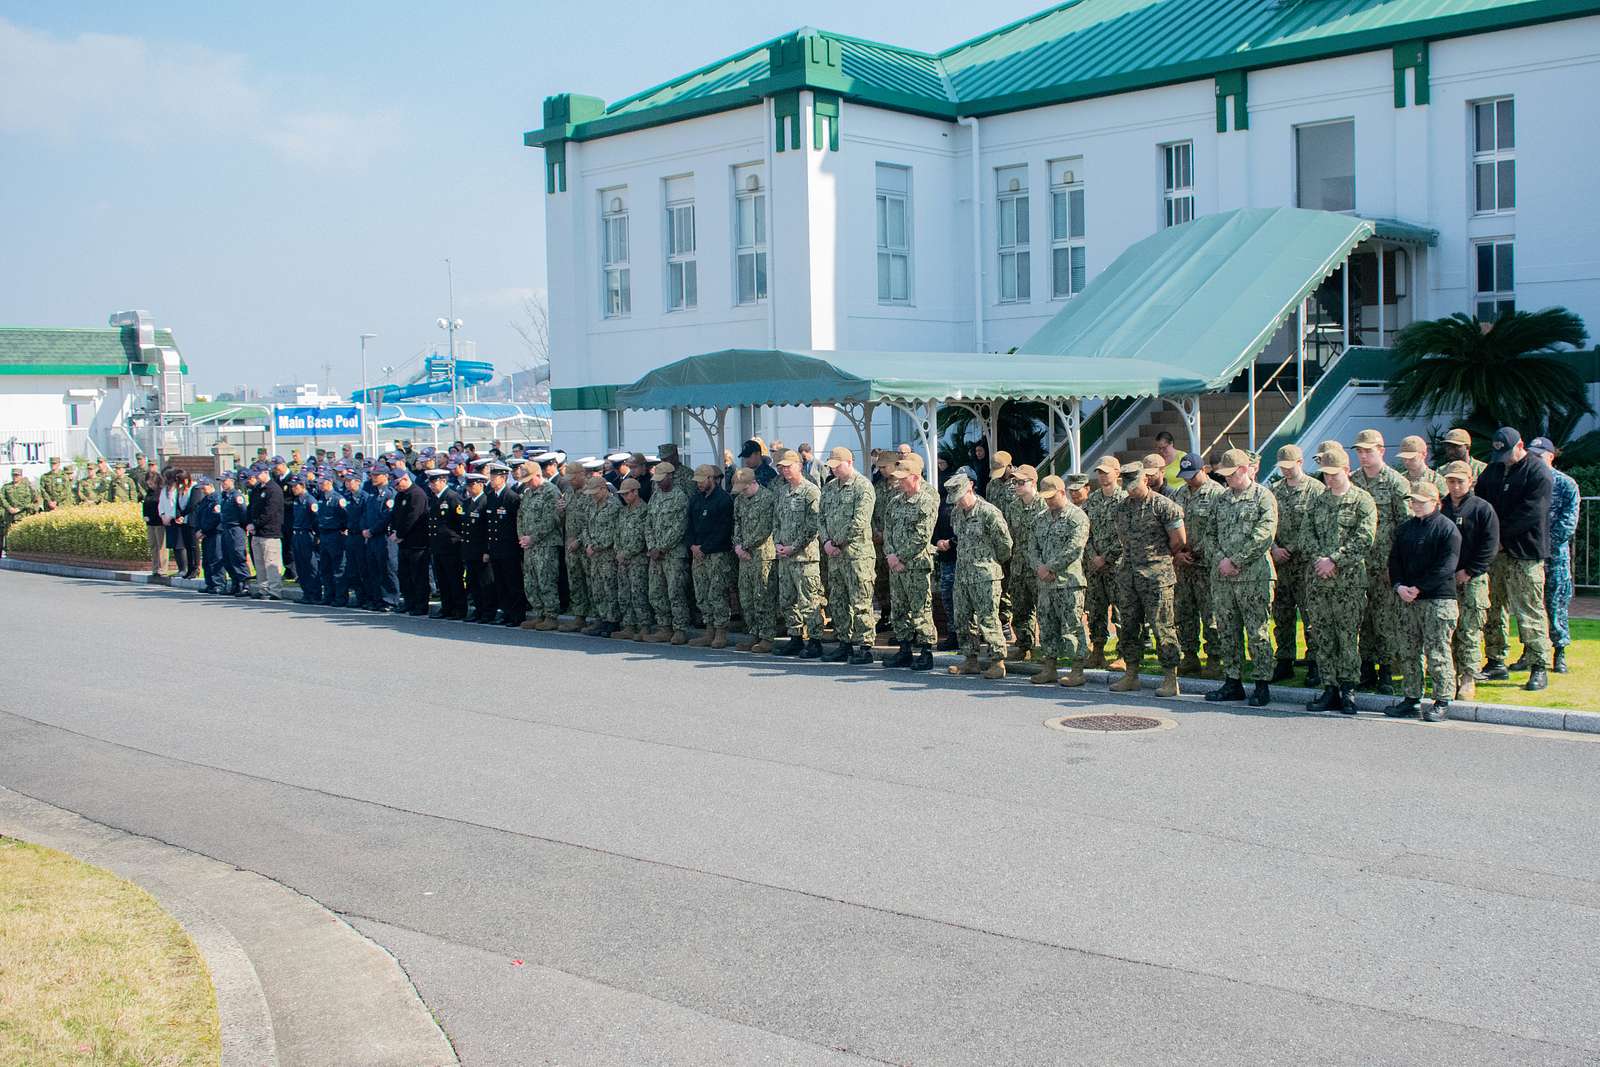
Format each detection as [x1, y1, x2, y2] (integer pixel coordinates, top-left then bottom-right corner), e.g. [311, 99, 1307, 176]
[734, 167, 767, 305]
[1050, 158, 1086, 299]
[876, 163, 912, 304]
[1162, 141, 1194, 228]
[1475, 239, 1515, 322]
[996, 166, 1030, 304]
[666, 198, 697, 311]
[601, 194, 630, 318]
[1474, 98, 1515, 214]
[1296, 120, 1355, 212]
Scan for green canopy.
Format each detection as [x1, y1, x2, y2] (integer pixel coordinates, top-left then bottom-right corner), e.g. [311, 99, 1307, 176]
[614, 348, 1206, 410]
[1019, 206, 1373, 389]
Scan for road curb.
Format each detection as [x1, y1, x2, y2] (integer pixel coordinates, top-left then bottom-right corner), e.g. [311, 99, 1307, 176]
[6, 555, 1595, 736]
[0, 786, 457, 1067]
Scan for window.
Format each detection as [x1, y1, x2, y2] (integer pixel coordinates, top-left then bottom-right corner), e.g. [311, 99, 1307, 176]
[600, 190, 630, 318]
[996, 165, 1030, 304]
[1473, 98, 1515, 214]
[67, 403, 81, 427]
[664, 176, 696, 312]
[1050, 158, 1086, 299]
[734, 165, 767, 305]
[876, 163, 912, 304]
[1296, 120, 1355, 212]
[605, 408, 625, 450]
[1161, 142, 1194, 228]
[1474, 240, 1515, 322]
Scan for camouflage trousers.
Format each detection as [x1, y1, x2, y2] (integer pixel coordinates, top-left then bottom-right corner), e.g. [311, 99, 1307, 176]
[1174, 564, 1217, 660]
[691, 551, 734, 628]
[953, 574, 1006, 662]
[1085, 566, 1118, 649]
[1005, 564, 1038, 651]
[586, 551, 617, 623]
[1358, 562, 1401, 667]
[1308, 568, 1368, 688]
[738, 550, 778, 640]
[887, 560, 936, 647]
[1485, 553, 1549, 661]
[565, 545, 592, 617]
[826, 550, 876, 646]
[1398, 597, 1458, 701]
[1214, 579, 1275, 683]
[1546, 546, 1573, 648]
[523, 543, 561, 619]
[1037, 583, 1085, 663]
[998, 560, 1013, 636]
[1271, 557, 1313, 661]
[1453, 573, 1489, 679]
[617, 557, 650, 630]
[649, 551, 693, 631]
[778, 557, 825, 639]
[1114, 569, 1179, 669]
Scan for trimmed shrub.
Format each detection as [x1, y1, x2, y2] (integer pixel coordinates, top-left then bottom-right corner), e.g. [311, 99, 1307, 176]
[7, 503, 149, 562]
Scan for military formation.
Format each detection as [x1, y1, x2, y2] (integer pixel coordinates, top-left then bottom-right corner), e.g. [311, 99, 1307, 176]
[0, 425, 1579, 719]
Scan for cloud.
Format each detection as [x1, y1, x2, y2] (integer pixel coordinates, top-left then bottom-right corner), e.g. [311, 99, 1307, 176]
[0, 17, 400, 168]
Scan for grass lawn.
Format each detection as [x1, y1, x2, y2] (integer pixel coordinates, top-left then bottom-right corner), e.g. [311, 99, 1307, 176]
[0, 838, 220, 1067]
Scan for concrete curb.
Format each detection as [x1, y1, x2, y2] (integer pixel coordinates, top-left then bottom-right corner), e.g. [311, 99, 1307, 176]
[0, 786, 457, 1067]
[6, 555, 1596, 736]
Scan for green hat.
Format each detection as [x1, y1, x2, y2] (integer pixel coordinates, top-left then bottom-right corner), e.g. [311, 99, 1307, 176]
[47, 456, 60, 464]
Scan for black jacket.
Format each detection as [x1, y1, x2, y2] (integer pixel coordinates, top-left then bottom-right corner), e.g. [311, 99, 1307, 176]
[1388, 510, 1462, 600]
[1476, 456, 1552, 560]
[248, 478, 285, 536]
[1441, 492, 1499, 579]
[480, 486, 521, 558]
[686, 486, 734, 554]
[391, 482, 430, 548]
[427, 489, 467, 549]
[933, 495, 956, 565]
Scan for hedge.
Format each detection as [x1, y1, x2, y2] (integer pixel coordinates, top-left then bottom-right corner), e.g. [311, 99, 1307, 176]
[6, 503, 150, 562]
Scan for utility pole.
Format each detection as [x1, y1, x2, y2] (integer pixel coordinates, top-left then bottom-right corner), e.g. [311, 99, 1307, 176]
[438, 258, 464, 444]
[359, 334, 376, 455]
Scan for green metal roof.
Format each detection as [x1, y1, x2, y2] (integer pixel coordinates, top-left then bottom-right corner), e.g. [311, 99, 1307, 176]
[527, 0, 1600, 143]
[0, 325, 185, 375]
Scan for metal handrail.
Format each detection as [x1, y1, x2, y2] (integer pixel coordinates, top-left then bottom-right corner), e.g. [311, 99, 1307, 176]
[1202, 351, 1297, 457]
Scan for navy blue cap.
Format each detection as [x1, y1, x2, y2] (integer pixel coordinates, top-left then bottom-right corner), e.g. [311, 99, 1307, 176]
[195, 476, 213, 487]
[270, 455, 286, 465]
[288, 474, 306, 486]
[1528, 435, 1557, 456]
[1491, 426, 1521, 458]
[1177, 452, 1204, 478]
[342, 468, 363, 480]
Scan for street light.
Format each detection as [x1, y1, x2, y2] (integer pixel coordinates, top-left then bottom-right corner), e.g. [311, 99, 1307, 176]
[359, 333, 376, 455]
[437, 315, 464, 444]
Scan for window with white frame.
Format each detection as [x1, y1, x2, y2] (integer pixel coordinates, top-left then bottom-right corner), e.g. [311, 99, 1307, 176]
[733, 165, 767, 305]
[664, 176, 697, 312]
[600, 190, 630, 318]
[1296, 120, 1355, 212]
[1474, 239, 1515, 322]
[876, 163, 912, 304]
[1161, 141, 1194, 228]
[1473, 98, 1515, 214]
[1049, 158, 1086, 299]
[996, 165, 1030, 304]
[605, 408, 625, 450]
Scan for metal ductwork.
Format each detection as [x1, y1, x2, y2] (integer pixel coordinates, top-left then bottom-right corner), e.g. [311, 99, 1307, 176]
[109, 310, 156, 360]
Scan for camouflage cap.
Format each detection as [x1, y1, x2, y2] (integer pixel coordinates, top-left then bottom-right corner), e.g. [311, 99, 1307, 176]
[1064, 473, 1090, 489]
[1408, 480, 1441, 502]
[1276, 444, 1303, 467]
[1442, 427, 1473, 447]
[1313, 441, 1350, 470]
[1119, 460, 1144, 477]
[584, 478, 610, 496]
[1038, 474, 1065, 499]
[1397, 435, 1427, 459]
[9, 467, 21, 476]
[1440, 460, 1474, 480]
[732, 467, 756, 486]
[1093, 455, 1122, 475]
[1351, 428, 1385, 450]
[944, 471, 973, 494]
[618, 477, 641, 493]
[1012, 463, 1038, 483]
[1213, 448, 1251, 476]
[48, 456, 60, 464]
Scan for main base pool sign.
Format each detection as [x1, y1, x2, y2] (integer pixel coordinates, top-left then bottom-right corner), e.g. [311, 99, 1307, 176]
[274, 405, 362, 439]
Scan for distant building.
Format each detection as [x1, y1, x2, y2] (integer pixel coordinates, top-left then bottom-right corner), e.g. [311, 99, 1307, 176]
[271, 383, 341, 405]
[0, 310, 189, 475]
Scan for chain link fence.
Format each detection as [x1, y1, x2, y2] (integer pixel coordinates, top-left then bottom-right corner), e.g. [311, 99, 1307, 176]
[1574, 496, 1599, 592]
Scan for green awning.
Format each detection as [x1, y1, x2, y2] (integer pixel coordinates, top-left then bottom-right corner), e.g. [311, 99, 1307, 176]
[1019, 207, 1374, 390]
[615, 348, 1205, 410]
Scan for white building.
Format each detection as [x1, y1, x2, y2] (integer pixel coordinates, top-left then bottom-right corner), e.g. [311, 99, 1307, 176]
[528, 0, 1600, 462]
[0, 311, 188, 476]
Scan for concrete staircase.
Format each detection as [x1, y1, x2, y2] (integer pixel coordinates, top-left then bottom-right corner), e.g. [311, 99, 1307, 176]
[1112, 391, 1296, 464]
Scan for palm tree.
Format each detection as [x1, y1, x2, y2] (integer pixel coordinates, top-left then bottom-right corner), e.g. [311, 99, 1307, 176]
[1386, 308, 1591, 440]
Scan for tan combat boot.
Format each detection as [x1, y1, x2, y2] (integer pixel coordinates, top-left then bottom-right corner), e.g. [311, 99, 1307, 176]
[1178, 653, 1204, 677]
[710, 628, 728, 649]
[1109, 665, 1141, 692]
[686, 629, 713, 647]
[982, 660, 1007, 680]
[615, 627, 636, 640]
[751, 639, 773, 654]
[949, 655, 981, 676]
[1029, 658, 1059, 685]
[534, 617, 559, 631]
[1059, 663, 1086, 688]
[558, 615, 585, 633]
[1156, 667, 1180, 698]
[632, 628, 653, 643]
[1457, 675, 1476, 700]
[670, 629, 689, 645]
[735, 636, 758, 652]
[642, 626, 670, 642]
[1107, 647, 1127, 671]
[519, 618, 543, 630]
[1084, 646, 1106, 670]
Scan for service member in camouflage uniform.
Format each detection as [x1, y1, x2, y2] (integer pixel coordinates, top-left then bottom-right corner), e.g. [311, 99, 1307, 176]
[1108, 460, 1187, 695]
[1302, 442, 1378, 713]
[559, 462, 596, 633]
[1205, 448, 1280, 706]
[582, 478, 620, 636]
[881, 455, 938, 671]
[732, 467, 779, 653]
[771, 450, 826, 658]
[1269, 444, 1325, 684]
[1535, 437, 1579, 674]
[1396, 436, 1448, 496]
[107, 462, 140, 502]
[516, 461, 564, 630]
[985, 450, 1017, 639]
[1350, 429, 1411, 692]
[945, 471, 1013, 679]
[1439, 427, 1487, 479]
[1169, 452, 1222, 677]
[1083, 455, 1127, 668]
[614, 478, 652, 640]
[1028, 474, 1090, 688]
[1440, 460, 1499, 698]
[1, 467, 43, 552]
[1003, 465, 1045, 658]
[38, 457, 73, 512]
[644, 461, 692, 644]
[819, 446, 877, 665]
[75, 462, 105, 505]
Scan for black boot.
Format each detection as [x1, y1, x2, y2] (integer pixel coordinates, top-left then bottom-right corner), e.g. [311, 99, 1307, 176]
[1304, 659, 1322, 689]
[1337, 687, 1358, 714]
[884, 642, 912, 668]
[1482, 658, 1509, 680]
[1382, 697, 1421, 718]
[1248, 681, 1271, 707]
[773, 635, 804, 657]
[1359, 662, 1378, 688]
[1553, 647, 1569, 674]
[936, 633, 958, 652]
[800, 638, 823, 659]
[822, 641, 851, 663]
[1423, 700, 1449, 723]
[1306, 686, 1342, 712]
[1508, 648, 1533, 671]
[1204, 678, 1247, 702]
[1374, 664, 1395, 696]
[910, 646, 933, 672]
[1270, 659, 1295, 683]
[1525, 665, 1549, 692]
[849, 644, 874, 666]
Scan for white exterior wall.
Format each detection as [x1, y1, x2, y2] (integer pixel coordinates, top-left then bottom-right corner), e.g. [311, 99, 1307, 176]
[0, 374, 143, 476]
[543, 17, 1600, 458]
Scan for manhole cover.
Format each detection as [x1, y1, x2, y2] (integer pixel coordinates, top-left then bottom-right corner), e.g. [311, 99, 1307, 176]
[1046, 713, 1175, 734]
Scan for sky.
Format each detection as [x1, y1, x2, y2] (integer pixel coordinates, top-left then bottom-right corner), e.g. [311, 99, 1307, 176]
[0, 1, 1042, 396]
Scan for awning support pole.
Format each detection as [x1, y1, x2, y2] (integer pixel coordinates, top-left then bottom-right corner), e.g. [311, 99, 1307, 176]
[986, 401, 1002, 457]
[1163, 396, 1202, 455]
[1297, 298, 1306, 405]
[883, 399, 939, 478]
[1377, 241, 1386, 348]
[1065, 399, 1083, 475]
[1248, 363, 1257, 451]
[1342, 261, 1351, 352]
[863, 401, 875, 459]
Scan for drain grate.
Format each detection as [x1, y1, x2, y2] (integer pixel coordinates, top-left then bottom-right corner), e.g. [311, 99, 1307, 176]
[1051, 713, 1164, 732]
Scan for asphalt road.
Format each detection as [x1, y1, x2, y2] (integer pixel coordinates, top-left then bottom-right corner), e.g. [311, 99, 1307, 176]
[3, 570, 1598, 1065]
